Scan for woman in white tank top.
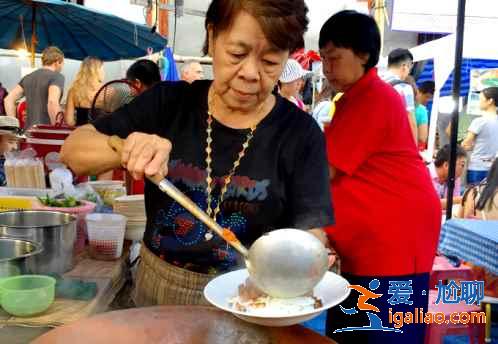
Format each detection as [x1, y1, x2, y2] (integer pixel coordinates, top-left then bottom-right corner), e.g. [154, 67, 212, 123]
[462, 87, 498, 185]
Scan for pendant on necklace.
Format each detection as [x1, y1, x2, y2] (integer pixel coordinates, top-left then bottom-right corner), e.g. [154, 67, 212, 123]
[205, 231, 214, 241]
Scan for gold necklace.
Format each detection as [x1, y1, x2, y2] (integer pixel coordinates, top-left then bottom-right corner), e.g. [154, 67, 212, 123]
[204, 94, 258, 241]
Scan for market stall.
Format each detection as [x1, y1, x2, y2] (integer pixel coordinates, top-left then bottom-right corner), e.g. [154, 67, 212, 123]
[0, 176, 137, 342]
[410, 26, 498, 160]
[0, 251, 127, 342]
[0, 162, 341, 343]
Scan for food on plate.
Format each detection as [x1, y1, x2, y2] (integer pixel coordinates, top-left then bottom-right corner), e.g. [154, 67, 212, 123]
[87, 182, 126, 207]
[228, 278, 323, 315]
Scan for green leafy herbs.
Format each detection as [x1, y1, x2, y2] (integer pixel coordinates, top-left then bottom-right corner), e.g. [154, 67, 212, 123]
[37, 195, 81, 208]
[83, 192, 98, 204]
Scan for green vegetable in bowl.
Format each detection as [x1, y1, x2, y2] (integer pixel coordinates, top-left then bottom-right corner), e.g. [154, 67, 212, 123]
[37, 195, 81, 208]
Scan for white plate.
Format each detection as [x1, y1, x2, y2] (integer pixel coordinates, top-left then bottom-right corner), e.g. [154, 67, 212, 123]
[204, 269, 350, 327]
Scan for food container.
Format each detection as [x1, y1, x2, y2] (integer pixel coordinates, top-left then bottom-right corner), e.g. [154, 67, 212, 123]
[113, 195, 146, 242]
[86, 213, 126, 261]
[33, 201, 96, 254]
[0, 196, 37, 212]
[0, 275, 56, 317]
[0, 238, 42, 279]
[0, 210, 77, 274]
[123, 222, 146, 242]
[4, 155, 46, 188]
[85, 181, 126, 208]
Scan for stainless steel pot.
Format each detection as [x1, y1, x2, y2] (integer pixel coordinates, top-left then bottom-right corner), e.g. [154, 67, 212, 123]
[0, 238, 43, 278]
[0, 211, 77, 274]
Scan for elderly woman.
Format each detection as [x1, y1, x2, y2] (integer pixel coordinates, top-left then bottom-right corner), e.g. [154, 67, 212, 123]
[61, 0, 333, 306]
[319, 11, 441, 343]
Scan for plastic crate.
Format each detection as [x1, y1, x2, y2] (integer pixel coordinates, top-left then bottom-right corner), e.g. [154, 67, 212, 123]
[20, 125, 73, 172]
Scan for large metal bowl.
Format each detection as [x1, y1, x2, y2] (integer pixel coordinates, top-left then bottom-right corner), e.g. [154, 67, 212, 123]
[32, 306, 337, 344]
[0, 211, 77, 274]
[247, 229, 329, 298]
[0, 238, 42, 278]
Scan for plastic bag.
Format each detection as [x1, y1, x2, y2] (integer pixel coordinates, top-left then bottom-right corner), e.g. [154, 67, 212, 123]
[49, 167, 75, 196]
[74, 183, 103, 208]
[48, 168, 104, 208]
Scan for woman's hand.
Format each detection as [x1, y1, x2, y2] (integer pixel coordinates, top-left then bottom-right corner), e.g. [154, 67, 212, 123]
[308, 228, 329, 246]
[308, 228, 337, 268]
[120, 132, 172, 180]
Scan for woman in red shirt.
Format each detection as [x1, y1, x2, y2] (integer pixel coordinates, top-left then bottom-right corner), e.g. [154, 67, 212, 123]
[319, 11, 441, 343]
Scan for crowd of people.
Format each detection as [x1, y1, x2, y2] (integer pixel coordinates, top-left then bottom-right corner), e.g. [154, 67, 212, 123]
[0, 0, 496, 342]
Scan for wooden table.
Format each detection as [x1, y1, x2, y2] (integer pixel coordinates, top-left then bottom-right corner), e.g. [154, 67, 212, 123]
[33, 306, 336, 344]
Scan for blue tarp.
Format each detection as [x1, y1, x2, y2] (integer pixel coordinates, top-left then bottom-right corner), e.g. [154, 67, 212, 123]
[417, 58, 498, 97]
[0, 0, 167, 61]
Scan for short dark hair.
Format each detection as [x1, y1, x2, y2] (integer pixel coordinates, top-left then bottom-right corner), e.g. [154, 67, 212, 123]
[434, 144, 467, 168]
[318, 10, 380, 71]
[418, 81, 435, 95]
[482, 86, 498, 107]
[126, 59, 161, 87]
[388, 48, 413, 67]
[203, 0, 309, 55]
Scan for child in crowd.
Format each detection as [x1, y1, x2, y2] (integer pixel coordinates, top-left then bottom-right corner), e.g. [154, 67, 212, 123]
[0, 116, 22, 186]
[278, 58, 311, 111]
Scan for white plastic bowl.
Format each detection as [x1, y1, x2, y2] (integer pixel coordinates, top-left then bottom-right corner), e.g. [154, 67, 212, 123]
[204, 269, 350, 327]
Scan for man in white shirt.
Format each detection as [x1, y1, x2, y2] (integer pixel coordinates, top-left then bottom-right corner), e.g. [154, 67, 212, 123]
[382, 48, 417, 144]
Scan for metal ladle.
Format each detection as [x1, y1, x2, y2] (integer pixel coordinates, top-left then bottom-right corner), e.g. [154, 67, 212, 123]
[108, 136, 328, 298]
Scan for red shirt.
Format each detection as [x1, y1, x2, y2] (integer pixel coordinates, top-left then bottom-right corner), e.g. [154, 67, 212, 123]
[325, 68, 441, 276]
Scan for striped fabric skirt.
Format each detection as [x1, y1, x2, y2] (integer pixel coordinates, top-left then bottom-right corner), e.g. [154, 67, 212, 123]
[132, 244, 214, 306]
